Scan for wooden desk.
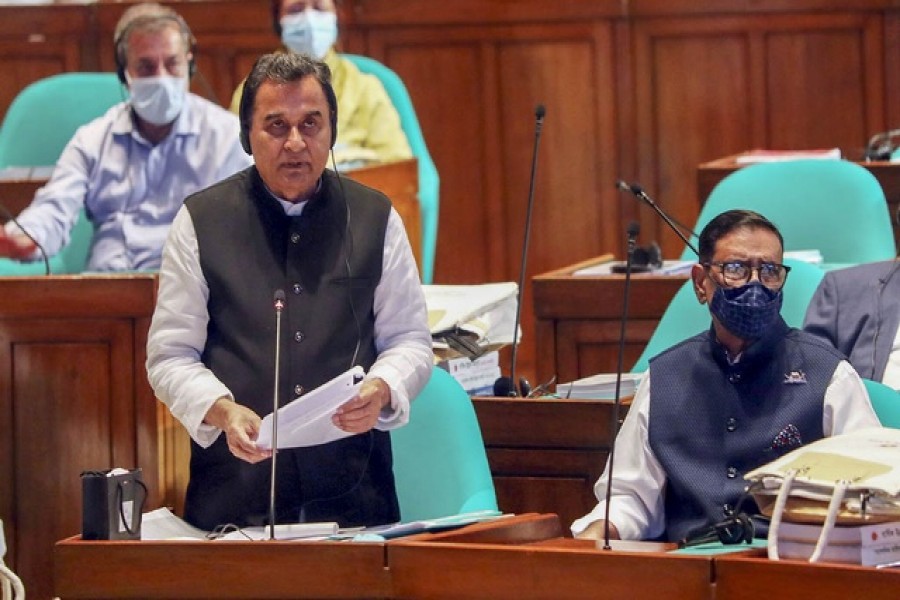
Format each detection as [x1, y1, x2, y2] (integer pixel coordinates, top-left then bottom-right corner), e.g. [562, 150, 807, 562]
[0, 275, 166, 600]
[54, 536, 390, 599]
[532, 256, 687, 385]
[714, 551, 900, 600]
[697, 155, 900, 252]
[388, 513, 713, 600]
[472, 397, 627, 531]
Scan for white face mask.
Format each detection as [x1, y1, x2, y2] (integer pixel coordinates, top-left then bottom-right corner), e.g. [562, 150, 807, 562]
[127, 75, 188, 126]
[280, 9, 338, 59]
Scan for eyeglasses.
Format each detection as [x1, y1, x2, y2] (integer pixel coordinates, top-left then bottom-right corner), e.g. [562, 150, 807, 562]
[703, 260, 791, 289]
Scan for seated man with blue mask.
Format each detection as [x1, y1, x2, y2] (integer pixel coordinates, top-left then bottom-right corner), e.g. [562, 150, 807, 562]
[0, 2, 251, 271]
[229, 0, 412, 168]
[572, 209, 880, 543]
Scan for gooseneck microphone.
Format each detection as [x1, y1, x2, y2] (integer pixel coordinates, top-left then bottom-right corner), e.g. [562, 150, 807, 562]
[493, 103, 546, 398]
[268, 289, 286, 540]
[602, 221, 640, 550]
[616, 180, 699, 256]
[0, 203, 51, 275]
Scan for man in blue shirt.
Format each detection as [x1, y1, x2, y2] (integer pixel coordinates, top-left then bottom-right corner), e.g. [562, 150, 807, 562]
[0, 2, 251, 271]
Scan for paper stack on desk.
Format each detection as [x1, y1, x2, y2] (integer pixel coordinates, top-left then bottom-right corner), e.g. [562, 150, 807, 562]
[556, 372, 644, 400]
[424, 282, 519, 361]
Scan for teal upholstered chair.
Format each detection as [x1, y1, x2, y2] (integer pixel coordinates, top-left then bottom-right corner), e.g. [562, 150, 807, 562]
[0, 72, 124, 168]
[631, 258, 825, 373]
[682, 159, 895, 264]
[0, 73, 124, 275]
[341, 54, 439, 284]
[862, 378, 900, 429]
[391, 367, 498, 522]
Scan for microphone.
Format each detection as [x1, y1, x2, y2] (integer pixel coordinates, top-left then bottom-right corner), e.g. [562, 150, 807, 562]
[616, 180, 699, 256]
[602, 220, 640, 550]
[268, 289, 286, 540]
[864, 128, 900, 161]
[677, 512, 755, 548]
[493, 103, 546, 398]
[0, 203, 51, 275]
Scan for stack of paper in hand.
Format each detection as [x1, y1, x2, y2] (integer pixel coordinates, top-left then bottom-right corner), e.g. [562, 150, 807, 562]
[424, 282, 519, 361]
[437, 351, 501, 396]
[556, 372, 644, 400]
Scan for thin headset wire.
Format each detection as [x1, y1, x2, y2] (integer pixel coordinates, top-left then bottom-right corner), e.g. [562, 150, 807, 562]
[288, 153, 376, 522]
[296, 429, 375, 522]
[330, 150, 362, 369]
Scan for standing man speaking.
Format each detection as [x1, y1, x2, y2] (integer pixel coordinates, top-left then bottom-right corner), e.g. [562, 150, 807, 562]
[147, 52, 432, 531]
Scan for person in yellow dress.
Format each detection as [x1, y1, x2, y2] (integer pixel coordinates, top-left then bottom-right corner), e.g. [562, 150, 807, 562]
[229, 0, 412, 168]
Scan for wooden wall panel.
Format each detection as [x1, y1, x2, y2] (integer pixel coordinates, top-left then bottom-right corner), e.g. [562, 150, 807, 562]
[366, 23, 618, 282]
[637, 30, 753, 254]
[631, 12, 887, 259]
[0, 5, 89, 120]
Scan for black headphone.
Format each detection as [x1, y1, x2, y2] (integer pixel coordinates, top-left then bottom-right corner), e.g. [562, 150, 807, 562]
[238, 67, 338, 155]
[113, 11, 197, 85]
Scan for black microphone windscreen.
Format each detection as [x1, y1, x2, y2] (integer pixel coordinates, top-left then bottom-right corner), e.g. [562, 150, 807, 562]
[273, 289, 286, 311]
[629, 183, 644, 197]
[627, 221, 640, 238]
[535, 104, 546, 121]
[492, 376, 515, 398]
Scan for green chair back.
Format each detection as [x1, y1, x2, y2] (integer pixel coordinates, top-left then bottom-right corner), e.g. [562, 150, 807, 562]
[0, 72, 124, 167]
[0, 73, 121, 275]
[341, 54, 439, 284]
[862, 378, 900, 429]
[631, 258, 825, 373]
[391, 367, 498, 522]
[682, 159, 895, 264]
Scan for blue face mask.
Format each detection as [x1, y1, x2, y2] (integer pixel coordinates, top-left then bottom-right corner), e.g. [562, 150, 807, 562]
[709, 281, 783, 340]
[280, 10, 338, 59]
[127, 75, 188, 126]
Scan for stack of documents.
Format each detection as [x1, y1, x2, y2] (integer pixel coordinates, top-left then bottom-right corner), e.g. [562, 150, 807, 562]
[556, 372, 644, 400]
[424, 282, 519, 361]
[141, 508, 339, 541]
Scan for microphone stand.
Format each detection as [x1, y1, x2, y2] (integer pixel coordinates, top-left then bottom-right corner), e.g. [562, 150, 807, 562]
[617, 181, 699, 256]
[269, 289, 286, 540]
[495, 104, 546, 397]
[603, 221, 640, 550]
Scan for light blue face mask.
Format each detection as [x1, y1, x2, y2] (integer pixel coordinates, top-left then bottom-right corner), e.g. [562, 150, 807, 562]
[128, 75, 188, 126]
[280, 9, 338, 59]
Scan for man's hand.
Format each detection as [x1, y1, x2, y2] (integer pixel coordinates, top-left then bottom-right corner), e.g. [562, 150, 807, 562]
[0, 230, 37, 259]
[332, 377, 391, 433]
[204, 397, 272, 463]
[575, 519, 621, 541]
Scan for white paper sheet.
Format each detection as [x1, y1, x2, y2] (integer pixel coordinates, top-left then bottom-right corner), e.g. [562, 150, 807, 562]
[256, 366, 365, 450]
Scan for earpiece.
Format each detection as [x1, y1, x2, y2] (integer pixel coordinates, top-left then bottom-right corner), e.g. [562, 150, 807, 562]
[113, 10, 197, 85]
